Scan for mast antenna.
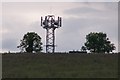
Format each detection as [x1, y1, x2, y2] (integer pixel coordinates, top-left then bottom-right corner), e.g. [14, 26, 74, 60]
[41, 15, 62, 53]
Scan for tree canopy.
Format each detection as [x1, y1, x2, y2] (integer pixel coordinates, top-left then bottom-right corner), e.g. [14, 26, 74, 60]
[81, 46, 87, 52]
[17, 32, 42, 53]
[84, 32, 115, 53]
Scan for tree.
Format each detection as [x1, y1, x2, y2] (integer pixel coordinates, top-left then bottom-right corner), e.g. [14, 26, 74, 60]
[17, 32, 42, 53]
[84, 32, 115, 53]
[81, 46, 87, 52]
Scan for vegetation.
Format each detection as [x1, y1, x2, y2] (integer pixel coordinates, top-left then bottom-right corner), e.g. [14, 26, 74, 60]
[81, 46, 87, 52]
[2, 53, 118, 78]
[2, 31, 117, 78]
[84, 32, 115, 53]
[17, 32, 42, 53]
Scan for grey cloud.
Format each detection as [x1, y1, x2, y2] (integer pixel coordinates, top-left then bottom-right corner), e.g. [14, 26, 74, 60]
[64, 7, 101, 15]
[2, 38, 18, 51]
[63, 2, 117, 19]
[55, 16, 118, 52]
[118, 2, 120, 51]
[2, 2, 118, 52]
[62, 17, 117, 34]
[2, 19, 46, 52]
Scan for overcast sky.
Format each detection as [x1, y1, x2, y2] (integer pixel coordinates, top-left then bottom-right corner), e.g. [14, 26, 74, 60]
[1, 2, 118, 53]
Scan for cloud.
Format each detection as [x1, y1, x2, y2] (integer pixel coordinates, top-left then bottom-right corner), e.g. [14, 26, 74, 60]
[56, 14, 118, 52]
[63, 2, 118, 18]
[118, 2, 120, 52]
[2, 2, 118, 52]
[64, 7, 101, 15]
[2, 37, 18, 51]
[2, 18, 45, 52]
[2, 0, 119, 2]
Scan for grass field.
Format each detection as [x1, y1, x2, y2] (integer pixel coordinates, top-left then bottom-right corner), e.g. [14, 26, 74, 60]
[2, 53, 118, 78]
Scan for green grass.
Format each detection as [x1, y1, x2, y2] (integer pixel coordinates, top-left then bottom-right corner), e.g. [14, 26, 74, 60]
[2, 53, 118, 78]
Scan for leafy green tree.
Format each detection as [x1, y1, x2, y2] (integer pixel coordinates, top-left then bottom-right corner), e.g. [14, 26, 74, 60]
[81, 46, 87, 52]
[84, 32, 115, 53]
[17, 32, 42, 53]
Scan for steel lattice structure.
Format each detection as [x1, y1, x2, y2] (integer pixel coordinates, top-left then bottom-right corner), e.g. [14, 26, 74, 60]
[41, 15, 62, 53]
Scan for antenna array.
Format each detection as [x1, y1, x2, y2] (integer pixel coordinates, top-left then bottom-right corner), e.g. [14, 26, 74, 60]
[41, 15, 62, 53]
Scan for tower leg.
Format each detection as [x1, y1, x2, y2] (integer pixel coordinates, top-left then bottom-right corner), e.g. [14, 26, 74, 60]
[46, 28, 55, 53]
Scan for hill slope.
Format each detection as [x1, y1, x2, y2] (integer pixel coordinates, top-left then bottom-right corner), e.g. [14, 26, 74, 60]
[2, 53, 118, 78]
